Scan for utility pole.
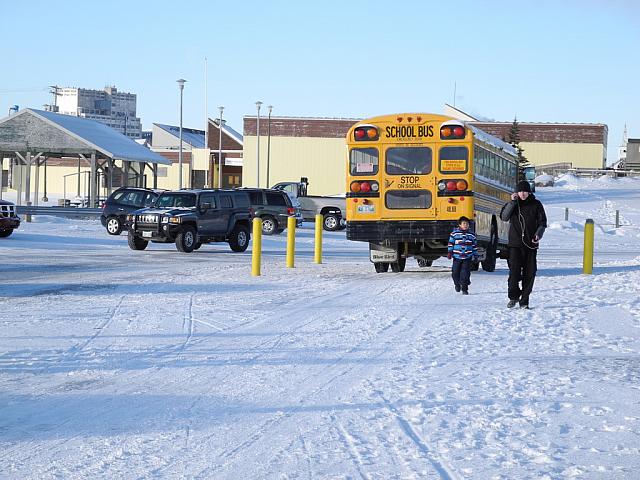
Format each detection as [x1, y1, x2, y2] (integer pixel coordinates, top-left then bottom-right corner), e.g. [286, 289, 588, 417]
[49, 86, 61, 112]
[177, 79, 187, 189]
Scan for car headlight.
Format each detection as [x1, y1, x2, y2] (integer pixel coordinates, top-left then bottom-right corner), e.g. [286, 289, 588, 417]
[161, 216, 169, 223]
[168, 216, 181, 224]
[127, 214, 134, 221]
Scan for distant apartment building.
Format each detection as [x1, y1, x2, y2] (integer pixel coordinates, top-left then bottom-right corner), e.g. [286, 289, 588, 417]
[51, 86, 142, 138]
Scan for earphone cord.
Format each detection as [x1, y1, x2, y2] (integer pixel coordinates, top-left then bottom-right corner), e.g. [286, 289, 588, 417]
[517, 199, 538, 250]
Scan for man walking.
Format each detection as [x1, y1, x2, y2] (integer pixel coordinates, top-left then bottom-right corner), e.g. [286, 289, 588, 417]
[500, 180, 547, 309]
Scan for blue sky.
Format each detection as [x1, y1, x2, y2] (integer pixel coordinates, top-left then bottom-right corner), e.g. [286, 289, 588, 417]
[2, 0, 638, 164]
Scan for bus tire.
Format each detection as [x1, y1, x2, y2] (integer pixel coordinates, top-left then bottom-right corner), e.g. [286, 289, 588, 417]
[481, 220, 498, 272]
[390, 257, 406, 273]
[374, 262, 389, 273]
[417, 258, 433, 267]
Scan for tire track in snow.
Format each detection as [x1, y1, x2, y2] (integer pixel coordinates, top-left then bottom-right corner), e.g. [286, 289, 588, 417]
[195, 275, 450, 478]
[332, 414, 371, 480]
[67, 294, 126, 356]
[379, 392, 461, 480]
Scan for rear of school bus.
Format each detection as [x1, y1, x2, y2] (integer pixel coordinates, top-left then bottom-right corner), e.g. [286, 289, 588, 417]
[345, 113, 475, 273]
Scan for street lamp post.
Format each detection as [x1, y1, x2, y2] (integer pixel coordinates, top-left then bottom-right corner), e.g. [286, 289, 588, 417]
[218, 106, 224, 188]
[255, 101, 262, 187]
[177, 79, 187, 189]
[266, 105, 273, 188]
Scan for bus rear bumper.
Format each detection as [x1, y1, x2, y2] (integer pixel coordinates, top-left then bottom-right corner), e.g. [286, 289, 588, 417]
[346, 220, 462, 243]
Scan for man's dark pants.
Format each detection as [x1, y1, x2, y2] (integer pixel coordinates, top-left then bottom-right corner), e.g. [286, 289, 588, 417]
[452, 258, 472, 290]
[508, 247, 538, 305]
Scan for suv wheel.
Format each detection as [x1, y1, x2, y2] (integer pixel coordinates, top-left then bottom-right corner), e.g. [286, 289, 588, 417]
[261, 215, 277, 235]
[127, 231, 148, 250]
[106, 216, 122, 235]
[323, 213, 340, 231]
[176, 226, 196, 253]
[229, 225, 250, 252]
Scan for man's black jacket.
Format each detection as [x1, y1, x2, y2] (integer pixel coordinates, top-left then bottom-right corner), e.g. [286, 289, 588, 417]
[500, 194, 548, 248]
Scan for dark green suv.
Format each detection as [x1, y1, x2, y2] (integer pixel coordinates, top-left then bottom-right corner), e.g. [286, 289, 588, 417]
[240, 188, 303, 235]
[126, 189, 252, 253]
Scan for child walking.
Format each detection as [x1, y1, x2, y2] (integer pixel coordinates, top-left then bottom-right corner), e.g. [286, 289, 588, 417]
[447, 216, 479, 295]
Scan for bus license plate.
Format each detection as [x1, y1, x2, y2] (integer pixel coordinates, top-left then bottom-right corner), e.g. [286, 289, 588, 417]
[142, 231, 152, 238]
[357, 204, 375, 213]
[370, 245, 397, 263]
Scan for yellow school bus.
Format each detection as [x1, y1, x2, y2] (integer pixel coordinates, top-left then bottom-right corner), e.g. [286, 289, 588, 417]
[345, 113, 518, 273]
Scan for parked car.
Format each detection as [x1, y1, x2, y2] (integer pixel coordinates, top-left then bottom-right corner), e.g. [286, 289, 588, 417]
[0, 199, 20, 238]
[126, 189, 253, 253]
[272, 178, 346, 231]
[239, 188, 303, 235]
[100, 187, 160, 235]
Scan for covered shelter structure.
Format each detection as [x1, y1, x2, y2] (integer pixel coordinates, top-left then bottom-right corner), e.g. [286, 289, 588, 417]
[0, 108, 170, 205]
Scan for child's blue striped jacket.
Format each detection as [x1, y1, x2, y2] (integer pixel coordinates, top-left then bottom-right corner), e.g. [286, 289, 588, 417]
[447, 228, 479, 260]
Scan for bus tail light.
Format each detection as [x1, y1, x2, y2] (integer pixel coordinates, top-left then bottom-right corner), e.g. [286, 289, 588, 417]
[440, 121, 466, 140]
[350, 180, 379, 193]
[354, 125, 379, 141]
[439, 179, 468, 193]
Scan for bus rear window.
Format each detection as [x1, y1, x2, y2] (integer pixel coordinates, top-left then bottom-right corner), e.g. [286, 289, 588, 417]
[385, 190, 432, 209]
[439, 146, 468, 174]
[350, 148, 379, 176]
[386, 147, 432, 175]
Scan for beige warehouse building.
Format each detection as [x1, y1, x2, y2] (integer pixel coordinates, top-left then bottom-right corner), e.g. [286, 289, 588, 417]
[445, 104, 608, 169]
[243, 110, 608, 196]
[243, 116, 356, 196]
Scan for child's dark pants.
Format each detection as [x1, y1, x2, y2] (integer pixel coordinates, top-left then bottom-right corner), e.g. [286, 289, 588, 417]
[452, 258, 472, 291]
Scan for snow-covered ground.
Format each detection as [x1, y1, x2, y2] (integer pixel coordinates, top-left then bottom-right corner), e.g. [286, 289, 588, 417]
[1, 175, 639, 479]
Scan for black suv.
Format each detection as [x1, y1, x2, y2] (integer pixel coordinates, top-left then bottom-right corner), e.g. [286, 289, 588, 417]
[101, 187, 160, 235]
[240, 188, 303, 235]
[126, 189, 252, 253]
[0, 199, 20, 238]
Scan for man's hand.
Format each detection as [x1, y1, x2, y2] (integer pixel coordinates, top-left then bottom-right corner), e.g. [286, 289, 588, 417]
[511, 192, 518, 201]
[532, 235, 539, 243]
[447, 252, 452, 260]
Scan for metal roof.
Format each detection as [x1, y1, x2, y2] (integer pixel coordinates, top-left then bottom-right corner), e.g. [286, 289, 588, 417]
[216, 120, 243, 144]
[468, 125, 518, 157]
[12, 109, 170, 164]
[154, 123, 206, 148]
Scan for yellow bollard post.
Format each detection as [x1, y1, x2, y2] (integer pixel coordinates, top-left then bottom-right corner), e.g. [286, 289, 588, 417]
[251, 217, 262, 276]
[286, 216, 296, 268]
[583, 218, 594, 274]
[314, 213, 323, 264]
